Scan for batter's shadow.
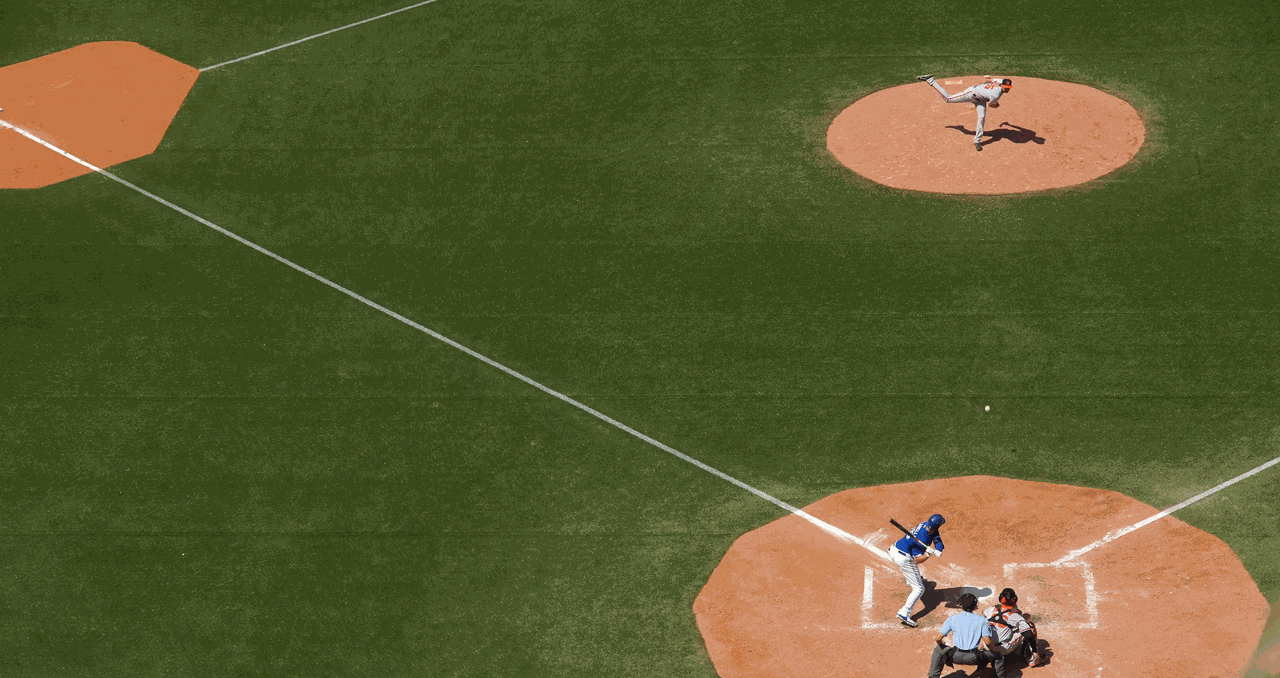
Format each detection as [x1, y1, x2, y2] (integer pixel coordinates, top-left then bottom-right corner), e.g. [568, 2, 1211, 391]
[946, 122, 1046, 148]
[912, 581, 994, 621]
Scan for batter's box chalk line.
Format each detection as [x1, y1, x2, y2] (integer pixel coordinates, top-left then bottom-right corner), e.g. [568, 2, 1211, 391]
[858, 561, 1098, 630]
[1003, 561, 1099, 630]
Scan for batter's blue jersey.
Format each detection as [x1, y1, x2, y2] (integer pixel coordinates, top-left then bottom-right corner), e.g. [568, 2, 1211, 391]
[894, 521, 944, 557]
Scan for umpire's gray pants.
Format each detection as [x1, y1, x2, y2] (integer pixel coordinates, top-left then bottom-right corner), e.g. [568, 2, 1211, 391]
[927, 644, 991, 678]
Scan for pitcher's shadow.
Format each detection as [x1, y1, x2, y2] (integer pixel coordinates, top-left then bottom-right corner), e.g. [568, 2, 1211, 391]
[947, 121, 1046, 147]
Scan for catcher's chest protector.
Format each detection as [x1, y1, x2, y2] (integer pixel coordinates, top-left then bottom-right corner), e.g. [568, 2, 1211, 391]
[988, 605, 1019, 629]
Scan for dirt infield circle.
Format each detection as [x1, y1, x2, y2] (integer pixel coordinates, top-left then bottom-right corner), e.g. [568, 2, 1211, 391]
[827, 76, 1145, 194]
[0, 42, 198, 189]
[694, 476, 1268, 678]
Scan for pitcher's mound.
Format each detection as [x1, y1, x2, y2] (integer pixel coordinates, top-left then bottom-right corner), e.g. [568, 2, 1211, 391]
[827, 76, 1145, 194]
[694, 476, 1267, 678]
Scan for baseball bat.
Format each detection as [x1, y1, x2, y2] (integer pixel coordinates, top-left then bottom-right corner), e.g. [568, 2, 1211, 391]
[889, 518, 941, 557]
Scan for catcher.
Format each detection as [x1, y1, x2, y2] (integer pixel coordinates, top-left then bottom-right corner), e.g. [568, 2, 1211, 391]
[983, 588, 1043, 676]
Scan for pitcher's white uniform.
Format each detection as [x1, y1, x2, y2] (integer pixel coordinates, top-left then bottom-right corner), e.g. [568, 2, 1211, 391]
[920, 76, 1009, 148]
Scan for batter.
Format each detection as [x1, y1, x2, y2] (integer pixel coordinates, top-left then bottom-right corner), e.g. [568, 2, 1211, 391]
[886, 513, 945, 627]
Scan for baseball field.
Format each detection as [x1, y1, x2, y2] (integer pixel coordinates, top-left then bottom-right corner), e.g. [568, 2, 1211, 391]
[1, 0, 1278, 675]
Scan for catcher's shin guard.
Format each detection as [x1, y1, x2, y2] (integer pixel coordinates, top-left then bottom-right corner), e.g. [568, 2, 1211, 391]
[1019, 639, 1036, 665]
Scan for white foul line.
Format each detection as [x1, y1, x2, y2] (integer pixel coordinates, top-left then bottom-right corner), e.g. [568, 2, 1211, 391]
[0, 121, 105, 172]
[4, 115, 1272, 573]
[1053, 454, 1280, 565]
[200, 0, 442, 71]
[0, 119, 888, 562]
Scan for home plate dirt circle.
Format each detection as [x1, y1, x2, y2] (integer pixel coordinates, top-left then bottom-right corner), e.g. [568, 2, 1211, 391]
[693, 476, 1268, 678]
[827, 77, 1145, 194]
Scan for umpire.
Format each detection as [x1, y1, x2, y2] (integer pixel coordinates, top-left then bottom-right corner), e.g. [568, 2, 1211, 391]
[925, 593, 995, 678]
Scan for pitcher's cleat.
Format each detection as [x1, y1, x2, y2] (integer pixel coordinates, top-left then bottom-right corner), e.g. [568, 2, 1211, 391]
[915, 74, 934, 82]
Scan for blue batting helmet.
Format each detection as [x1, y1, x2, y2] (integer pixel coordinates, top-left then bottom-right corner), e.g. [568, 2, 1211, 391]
[927, 514, 946, 530]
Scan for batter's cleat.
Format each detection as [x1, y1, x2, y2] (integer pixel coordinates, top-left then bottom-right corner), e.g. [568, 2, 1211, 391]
[973, 139, 983, 151]
[897, 614, 919, 627]
[915, 74, 934, 82]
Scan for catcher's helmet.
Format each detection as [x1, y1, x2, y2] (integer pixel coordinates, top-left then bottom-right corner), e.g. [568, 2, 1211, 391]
[927, 513, 946, 531]
[999, 588, 1019, 606]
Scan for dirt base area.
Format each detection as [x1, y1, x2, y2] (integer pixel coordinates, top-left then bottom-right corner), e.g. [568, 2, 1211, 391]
[694, 476, 1268, 677]
[0, 42, 198, 189]
[827, 77, 1145, 194]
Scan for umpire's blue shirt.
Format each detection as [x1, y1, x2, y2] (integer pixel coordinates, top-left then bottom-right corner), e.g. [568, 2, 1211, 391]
[941, 612, 992, 651]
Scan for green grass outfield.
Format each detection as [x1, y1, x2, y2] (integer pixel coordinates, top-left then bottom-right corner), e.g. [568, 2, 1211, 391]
[2, 0, 1278, 675]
